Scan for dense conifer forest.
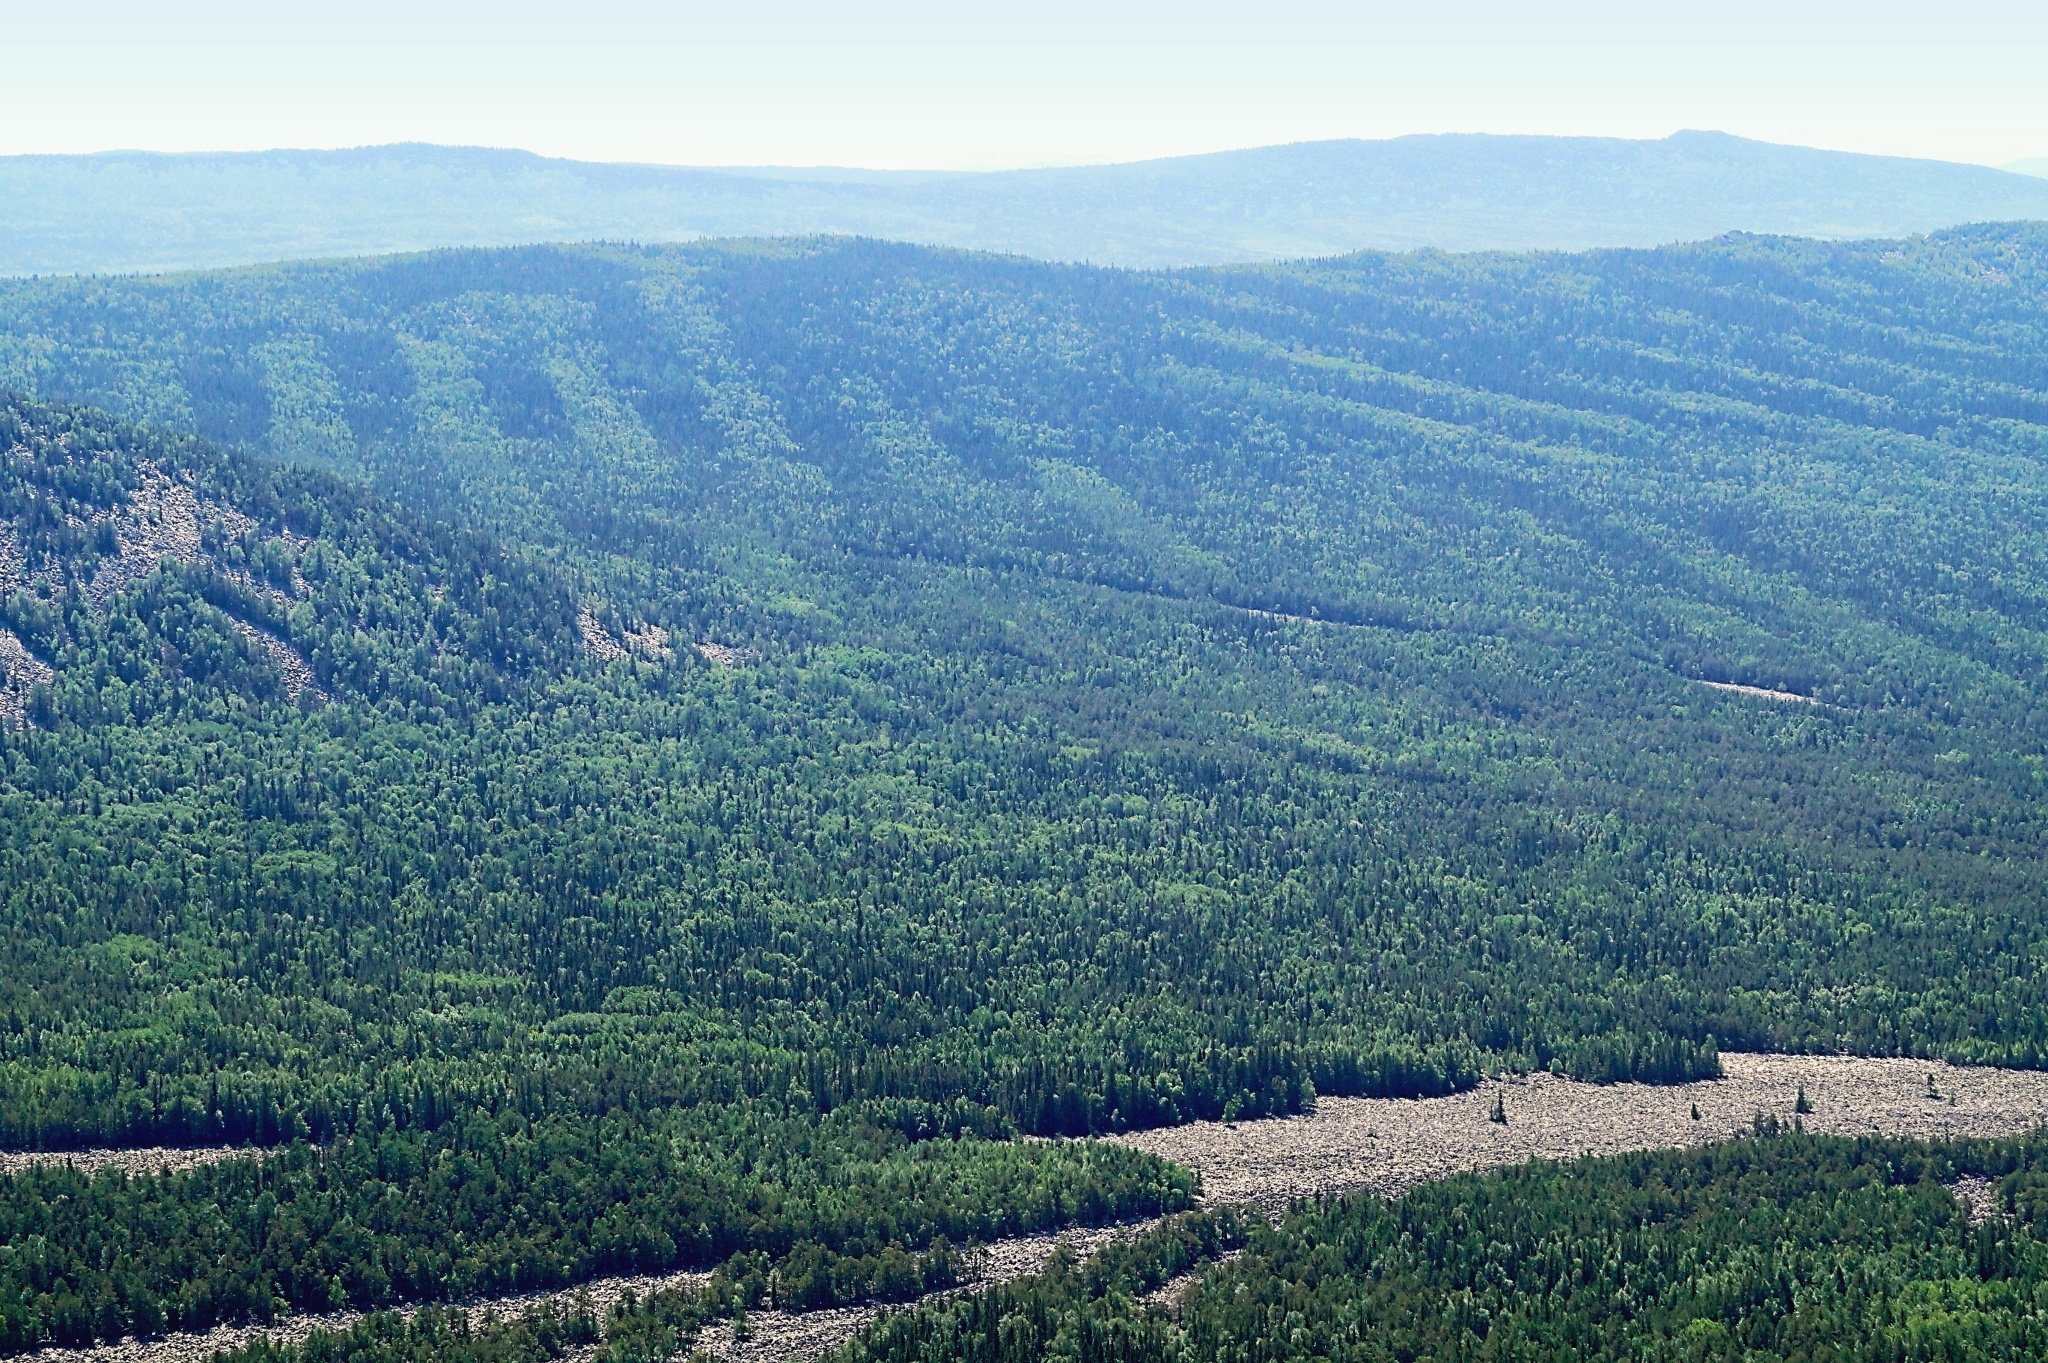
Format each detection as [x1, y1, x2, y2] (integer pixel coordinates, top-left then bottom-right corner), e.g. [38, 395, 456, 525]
[164, 1132, 2048, 1363]
[0, 226, 2045, 1347]
[840, 1132, 2048, 1363]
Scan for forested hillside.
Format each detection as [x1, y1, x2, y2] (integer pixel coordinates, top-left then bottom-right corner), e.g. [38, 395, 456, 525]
[7, 131, 2048, 274]
[0, 226, 2046, 1346]
[0, 396, 589, 726]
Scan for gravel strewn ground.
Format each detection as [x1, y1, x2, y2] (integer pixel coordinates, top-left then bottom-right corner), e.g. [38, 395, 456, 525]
[0, 623, 54, 726]
[224, 617, 326, 704]
[25, 1053, 2048, 1363]
[83, 465, 258, 611]
[1696, 679, 1823, 704]
[1948, 1174, 2004, 1226]
[692, 1224, 1147, 1363]
[0, 1147, 263, 1179]
[1111, 1052, 2048, 1212]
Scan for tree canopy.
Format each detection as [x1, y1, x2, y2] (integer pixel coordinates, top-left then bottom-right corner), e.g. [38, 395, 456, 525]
[0, 227, 2046, 1347]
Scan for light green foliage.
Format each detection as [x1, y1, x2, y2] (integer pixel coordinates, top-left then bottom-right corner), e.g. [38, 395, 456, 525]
[0, 228, 2046, 1346]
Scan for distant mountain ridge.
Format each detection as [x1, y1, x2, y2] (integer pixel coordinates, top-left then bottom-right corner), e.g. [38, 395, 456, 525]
[7, 131, 2048, 275]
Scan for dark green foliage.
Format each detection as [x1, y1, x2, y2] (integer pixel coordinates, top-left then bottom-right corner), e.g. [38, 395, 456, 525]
[0, 228, 2046, 1347]
[837, 1136, 2048, 1363]
[0, 1120, 1186, 1349]
[768, 1237, 966, 1314]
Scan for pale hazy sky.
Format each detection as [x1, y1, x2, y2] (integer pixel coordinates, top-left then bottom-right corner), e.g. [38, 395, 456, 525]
[9, 1, 2047, 170]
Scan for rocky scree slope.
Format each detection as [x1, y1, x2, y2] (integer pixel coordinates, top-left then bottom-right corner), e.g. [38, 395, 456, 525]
[0, 395, 666, 725]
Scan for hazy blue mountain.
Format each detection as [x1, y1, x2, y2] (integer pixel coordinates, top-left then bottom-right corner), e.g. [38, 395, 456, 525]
[2010, 157, 2048, 178]
[7, 131, 2048, 275]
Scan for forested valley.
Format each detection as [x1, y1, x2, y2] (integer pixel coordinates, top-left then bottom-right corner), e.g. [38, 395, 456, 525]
[0, 226, 2046, 1349]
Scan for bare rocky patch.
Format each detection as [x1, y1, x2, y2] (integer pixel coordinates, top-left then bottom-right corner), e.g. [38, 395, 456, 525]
[692, 1224, 1145, 1363]
[1138, 1249, 1243, 1316]
[225, 618, 326, 704]
[23, 1219, 1161, 1363]
[626, 623, 676, 661]
[578, 606, 629, 662]
[1238, 605, 1316, 625]
[0, 623, 55, 726]
[4, 459, 326, 713]
[20, 1319, 343, 1363]
[692, 1303, 897, 1363]
[1111, 1052, 2048, 1212]
[696, 641, 758, 668]
[82, 464, 259, 611]
[0, 522, 23, 587]
[1947, 1174, 2008, 1227]
[16, 1267, 721, 1363]
[1695, 679, 1825, 706]
[587, 1052, 2048, 1360]
[580, 608, 678, 665]
[0, 1145, 266, 1180]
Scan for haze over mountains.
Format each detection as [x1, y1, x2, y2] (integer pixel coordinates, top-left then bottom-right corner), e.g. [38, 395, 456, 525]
[8, 130, 2048, 276]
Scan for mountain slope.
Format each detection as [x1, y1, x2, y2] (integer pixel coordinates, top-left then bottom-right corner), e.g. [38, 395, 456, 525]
[7, 132, 2048, 275]
[0, 395, 592, 725]
[3, 225, 2047, 1089]
[1, 229, 2048, 1347]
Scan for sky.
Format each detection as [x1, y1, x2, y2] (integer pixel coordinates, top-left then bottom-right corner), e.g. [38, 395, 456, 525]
[8, 1, 2048, 170]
